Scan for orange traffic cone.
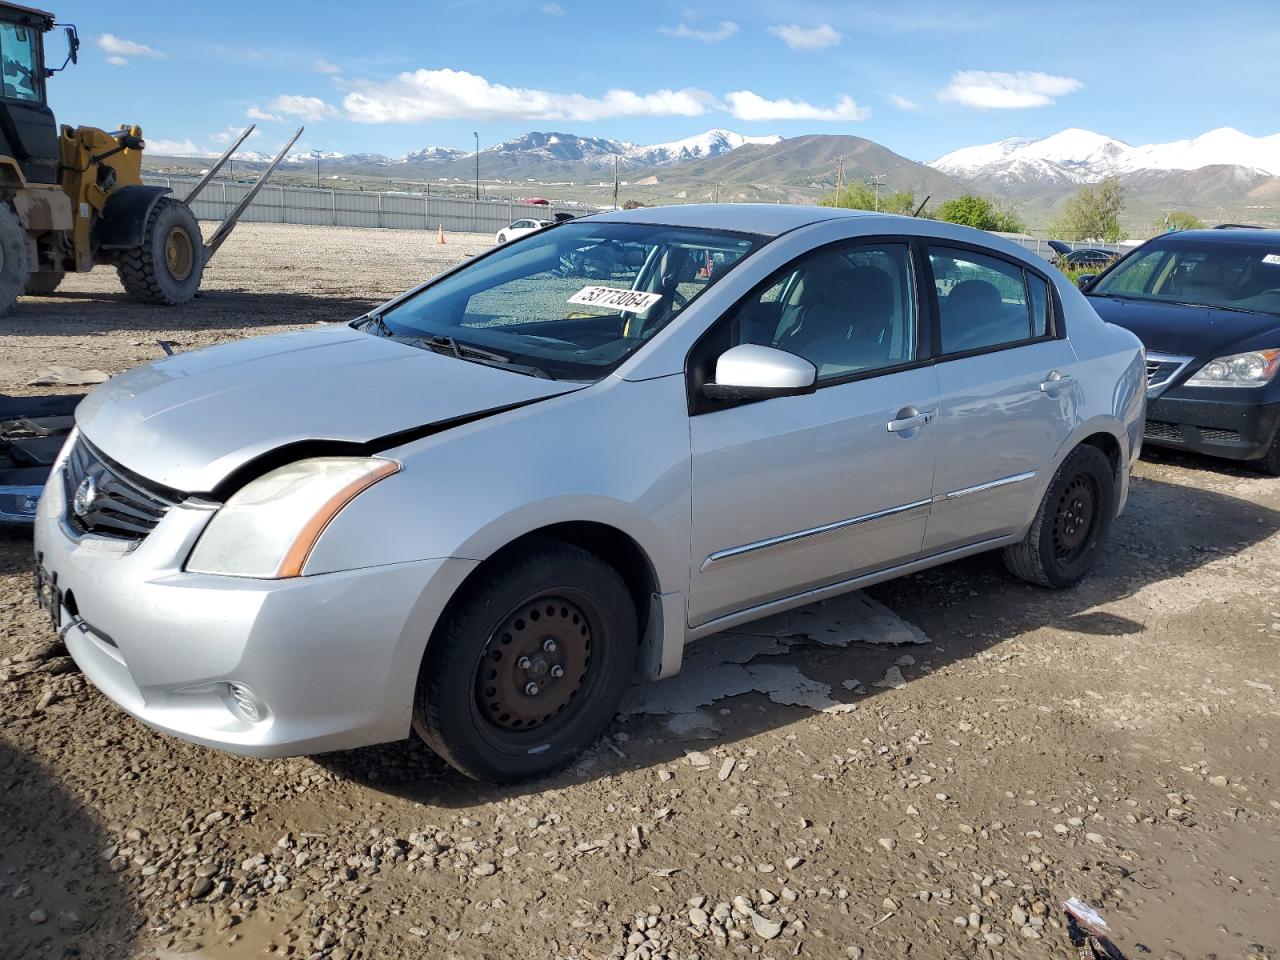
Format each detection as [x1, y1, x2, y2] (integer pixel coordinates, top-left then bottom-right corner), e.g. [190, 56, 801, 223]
[437, 224, 446, 244]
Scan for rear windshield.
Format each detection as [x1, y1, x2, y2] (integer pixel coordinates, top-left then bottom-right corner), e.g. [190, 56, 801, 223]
[374, 221, 763, 380]
[1091, 237, 1280, 315]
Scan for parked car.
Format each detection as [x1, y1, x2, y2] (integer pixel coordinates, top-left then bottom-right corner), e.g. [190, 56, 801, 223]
[1047, 240, 1119, 269]
[496, 218, 552, 244]
[33, 206, 1144, 782]
[1081, 227, 1280, 473]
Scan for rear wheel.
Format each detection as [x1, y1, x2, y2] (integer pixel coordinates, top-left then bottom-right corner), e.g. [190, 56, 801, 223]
[413, 540, 637, 782]
[116, 198, 204, 305]
[1003, 444, 1116, 588]
[24, 271, 64, 295]
[0, 202, 31, 313]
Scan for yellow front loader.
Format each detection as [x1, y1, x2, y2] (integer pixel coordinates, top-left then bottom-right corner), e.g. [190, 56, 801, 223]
[0, 2, 300, 312]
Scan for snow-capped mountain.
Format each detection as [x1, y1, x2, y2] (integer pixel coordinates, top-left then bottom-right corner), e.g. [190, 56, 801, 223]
[624, 129, 782, 166]
[933, 127, 1280, 185]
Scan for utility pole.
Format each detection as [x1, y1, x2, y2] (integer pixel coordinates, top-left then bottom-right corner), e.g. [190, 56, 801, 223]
[835, 155, 844, 201]
[473, 131, 480, 201]
[866, 174, 886, 211]
[613, 155, 619, 210]
[311, 149, 321, 188]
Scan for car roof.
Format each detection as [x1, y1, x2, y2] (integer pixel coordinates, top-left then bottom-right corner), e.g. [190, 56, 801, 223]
[585, 203, 882, 238]
[1153, 227, 1280, 245]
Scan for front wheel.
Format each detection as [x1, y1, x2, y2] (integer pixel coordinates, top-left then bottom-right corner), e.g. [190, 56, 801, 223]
[1255, 430, 1280, 476]
[116, 197, 204, 305]
[413, 540, 637, 782]
[1003, 444, 1116, 588]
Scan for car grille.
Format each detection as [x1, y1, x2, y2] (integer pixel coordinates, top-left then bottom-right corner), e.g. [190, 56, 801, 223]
[62, 437, 182, 541]
[1200, 427, 1241, 444]
[1143, 352, 1195, 397]
[1144, 420, 1183, 442]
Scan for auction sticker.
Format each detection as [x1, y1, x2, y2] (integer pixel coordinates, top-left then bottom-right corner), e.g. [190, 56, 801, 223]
[1264, 254, 1280, 265]
[568, 286, 663, 313]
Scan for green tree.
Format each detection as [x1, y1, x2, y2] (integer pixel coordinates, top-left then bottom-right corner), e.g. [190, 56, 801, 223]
[823, 182, 921, 216]
[1160, 210, 1204, 232]
[1051, 177, 1128, 242]
[936, 194, 1025, 233]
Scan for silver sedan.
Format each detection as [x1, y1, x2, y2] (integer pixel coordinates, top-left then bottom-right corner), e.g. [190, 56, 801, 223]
[33, 205, 1145, 782]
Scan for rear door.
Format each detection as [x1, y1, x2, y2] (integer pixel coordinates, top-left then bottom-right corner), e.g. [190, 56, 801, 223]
[922, 245, 1079, 554]
[687, 239, 940, 626]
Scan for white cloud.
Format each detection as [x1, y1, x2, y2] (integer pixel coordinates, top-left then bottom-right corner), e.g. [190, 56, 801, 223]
[888, 93, 919, 111]
[938, 70, 1082, 109]
[660, 20, 739, 42]
[268, 94, 341, 121]
[724, 90, 868, 122]
[105, 55, 127, 67]
[147, 137, 203, 156]
[541, 2, 564, 14]
[312, 59, 341, 75]
[767, 24, 842, 50]
[96, 33, 164, 60]
[247, 105, 283, 122]
[343, 68, 713, 123]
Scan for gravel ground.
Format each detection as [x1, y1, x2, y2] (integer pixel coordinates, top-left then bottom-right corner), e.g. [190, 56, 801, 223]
[2, 223, 1278, 960]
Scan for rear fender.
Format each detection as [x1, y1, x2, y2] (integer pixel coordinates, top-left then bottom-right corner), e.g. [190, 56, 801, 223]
[93, 184, 171, 250]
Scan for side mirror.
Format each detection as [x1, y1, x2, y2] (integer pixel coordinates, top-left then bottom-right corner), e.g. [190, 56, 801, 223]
[66, 26, 79, 65]
[702, 344, 817, 402]
[1075, 273, 1097, 289]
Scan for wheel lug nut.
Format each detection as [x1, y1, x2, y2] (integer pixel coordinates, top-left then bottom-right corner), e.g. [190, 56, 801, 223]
[550, 665, 564, 678]
[542, 639, 558, 653]
[525, 682, 539, 696]
[517, 656, 531, 670]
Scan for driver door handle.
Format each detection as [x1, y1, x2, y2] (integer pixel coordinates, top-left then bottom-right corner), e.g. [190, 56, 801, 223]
[887, 410, 935, 433]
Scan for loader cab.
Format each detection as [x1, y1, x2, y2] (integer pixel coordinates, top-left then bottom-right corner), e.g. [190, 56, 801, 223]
[0, 3, 58, 184]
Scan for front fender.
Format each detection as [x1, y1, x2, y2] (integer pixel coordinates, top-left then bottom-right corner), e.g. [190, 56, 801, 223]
[94, 184, 171, 250]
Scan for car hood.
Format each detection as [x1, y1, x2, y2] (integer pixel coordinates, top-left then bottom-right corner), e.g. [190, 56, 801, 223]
[1087, 294, 1280, 358]
[76, 325, 581, 493]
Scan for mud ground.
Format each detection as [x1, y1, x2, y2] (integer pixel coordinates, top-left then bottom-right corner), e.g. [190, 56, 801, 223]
[1, 222, 1277, 960]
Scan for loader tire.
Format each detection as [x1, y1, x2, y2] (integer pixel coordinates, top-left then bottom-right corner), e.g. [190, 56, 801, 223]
[0, 203, 31, 314]
[116, 198, 204, 305]
[24, 271, 64, 295]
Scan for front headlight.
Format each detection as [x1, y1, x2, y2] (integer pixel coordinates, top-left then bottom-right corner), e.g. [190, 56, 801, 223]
[1185, 349, 1280, 388]
[187, 457, 400, 578]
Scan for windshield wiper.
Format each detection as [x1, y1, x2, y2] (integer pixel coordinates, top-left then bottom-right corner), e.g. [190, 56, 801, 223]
[415, 334, 554, 379]
[1097, 293, 1276, 317]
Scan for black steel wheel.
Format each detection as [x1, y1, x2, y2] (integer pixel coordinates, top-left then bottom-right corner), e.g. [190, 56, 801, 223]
[1003, 444, 1116, 588]
[413, 540, 637, 783]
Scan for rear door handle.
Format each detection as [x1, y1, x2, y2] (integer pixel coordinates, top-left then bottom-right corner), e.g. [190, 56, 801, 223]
[1040, 371, 1074, 394]
[887, 410, 935, 433]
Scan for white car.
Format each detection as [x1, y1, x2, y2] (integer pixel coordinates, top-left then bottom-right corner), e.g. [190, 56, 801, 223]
[496, 218, 552, 244]
[34, 205, 1144, 783]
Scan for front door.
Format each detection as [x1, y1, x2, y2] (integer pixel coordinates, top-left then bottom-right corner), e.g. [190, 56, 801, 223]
[922, 245, 1080, 553]
[687, 240, 941, 626]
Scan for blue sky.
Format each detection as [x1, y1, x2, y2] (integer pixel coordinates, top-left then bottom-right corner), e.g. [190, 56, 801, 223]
[48, 0, 1280, 162]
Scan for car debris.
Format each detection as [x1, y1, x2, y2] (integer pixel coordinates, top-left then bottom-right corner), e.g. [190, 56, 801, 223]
[0, 394, 79, 524]
[1064, 898, 1126, 959]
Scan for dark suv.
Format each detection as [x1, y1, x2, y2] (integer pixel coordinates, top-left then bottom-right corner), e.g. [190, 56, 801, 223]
[1082, 228, 1280, 473]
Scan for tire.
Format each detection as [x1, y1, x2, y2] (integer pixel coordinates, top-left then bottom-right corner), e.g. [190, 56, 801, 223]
[1003, 444, 1116, 589]
[24, 271, 64, 295]
[0, 202, 30, 313]
[115, 197, 204, 305]
[413, 540, 638, 783]
[1256, 432, 1280, 476]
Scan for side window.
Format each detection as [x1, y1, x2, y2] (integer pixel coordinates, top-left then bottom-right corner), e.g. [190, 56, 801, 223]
[0, 23, 41, 103]
[930, 247, 1043, 354]
[731, 243, 917, 381]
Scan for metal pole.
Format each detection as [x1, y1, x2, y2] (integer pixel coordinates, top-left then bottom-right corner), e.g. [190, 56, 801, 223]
[473, 131, 480, 201]
[613, 156, 619, 210]
[313, 150, 321, 188]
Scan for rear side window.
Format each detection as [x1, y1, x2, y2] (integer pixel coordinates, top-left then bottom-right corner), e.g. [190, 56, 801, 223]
[928, 247, 1050, 354]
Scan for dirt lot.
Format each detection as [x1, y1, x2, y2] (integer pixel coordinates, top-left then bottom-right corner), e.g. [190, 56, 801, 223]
[2, 222, 1278, 960]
